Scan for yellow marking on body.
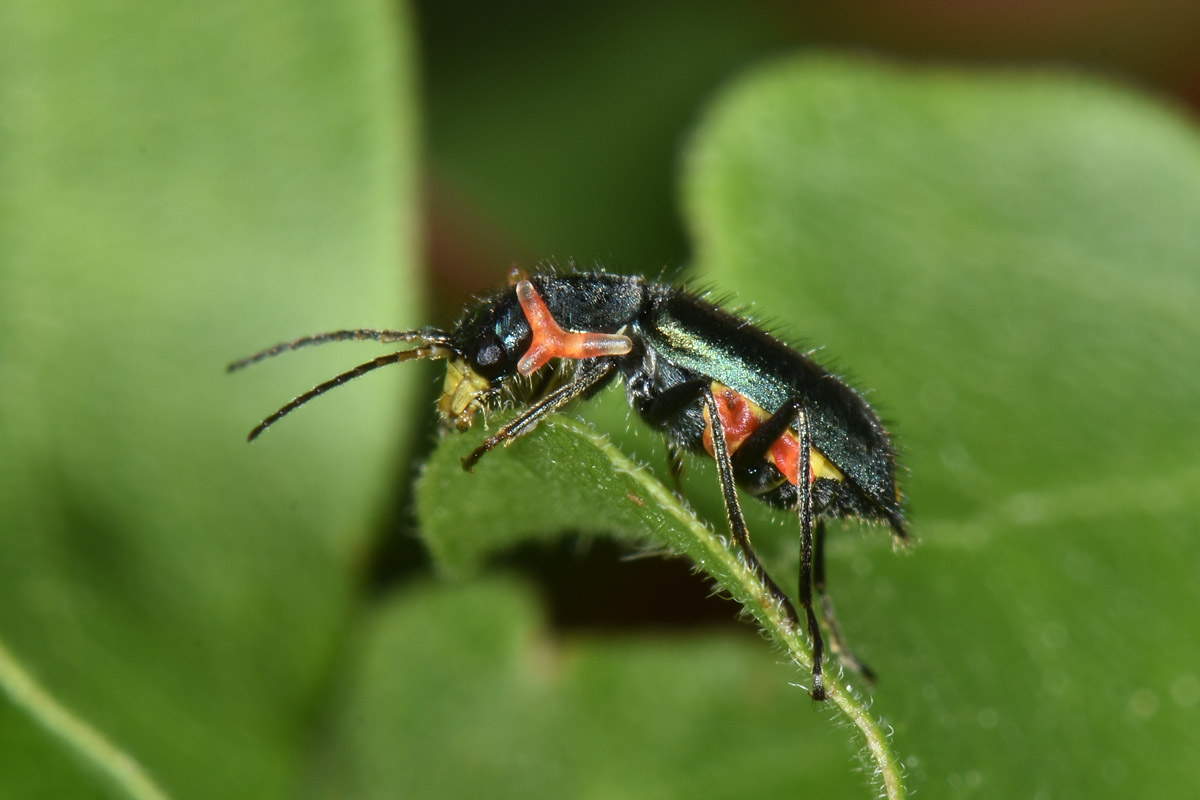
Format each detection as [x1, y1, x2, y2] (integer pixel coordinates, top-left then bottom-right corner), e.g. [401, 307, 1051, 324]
[810, 447, 844, 483]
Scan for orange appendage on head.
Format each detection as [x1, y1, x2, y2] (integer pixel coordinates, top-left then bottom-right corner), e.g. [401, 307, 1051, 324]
[514, 279, 633, 376]
[702, 383, 811, 486]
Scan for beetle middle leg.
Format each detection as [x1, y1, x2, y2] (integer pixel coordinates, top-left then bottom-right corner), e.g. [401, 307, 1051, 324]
[699, 388, 807, 644]
[729, 398, 827, 700]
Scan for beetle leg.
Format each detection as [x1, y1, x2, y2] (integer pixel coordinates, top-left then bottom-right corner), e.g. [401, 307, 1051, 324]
[462, 359, 619, 472]
[745, 397, 875, 683]
[794, 406, 827, 700]
[815, 518, 876, 683]
[701, 388, 810, 664]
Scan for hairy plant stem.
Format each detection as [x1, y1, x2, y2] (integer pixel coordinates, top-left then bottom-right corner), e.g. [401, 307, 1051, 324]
[549, 417, 908, 800]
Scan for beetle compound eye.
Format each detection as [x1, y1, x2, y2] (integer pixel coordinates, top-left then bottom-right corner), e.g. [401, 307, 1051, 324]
[467, 333, 511, 381]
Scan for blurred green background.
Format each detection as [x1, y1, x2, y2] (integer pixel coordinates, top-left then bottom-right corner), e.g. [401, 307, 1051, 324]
[2, 1, 1200, 798]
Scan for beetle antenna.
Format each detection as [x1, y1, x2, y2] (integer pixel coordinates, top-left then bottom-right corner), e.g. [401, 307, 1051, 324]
[246, 344, 455, 441]
[227, 328, 452, 372]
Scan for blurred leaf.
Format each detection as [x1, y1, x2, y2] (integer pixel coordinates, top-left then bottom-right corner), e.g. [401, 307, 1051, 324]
[0, 1, 417, 797]
[422, 0, 785, 269]
[310, 579, 858, 800]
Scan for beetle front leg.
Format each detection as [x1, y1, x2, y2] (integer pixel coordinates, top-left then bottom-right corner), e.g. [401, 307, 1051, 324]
[462, 359, 618, 472]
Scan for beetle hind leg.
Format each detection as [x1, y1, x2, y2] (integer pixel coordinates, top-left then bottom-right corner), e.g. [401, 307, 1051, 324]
[794, 407, 827, 700]
[814, 518, 876, 683]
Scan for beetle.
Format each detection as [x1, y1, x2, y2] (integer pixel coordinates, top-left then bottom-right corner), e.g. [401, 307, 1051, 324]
[230, 267, 907, 700]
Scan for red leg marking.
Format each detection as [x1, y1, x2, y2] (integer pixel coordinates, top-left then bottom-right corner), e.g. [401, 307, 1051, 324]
[702, 386, 759, 456]
[769, 431, 804, 486]
[514, 279, 633, 376]
[703, 386, 813, 486]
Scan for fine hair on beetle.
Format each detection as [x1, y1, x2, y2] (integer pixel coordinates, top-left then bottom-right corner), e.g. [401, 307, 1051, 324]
[231, 266, 908, 701]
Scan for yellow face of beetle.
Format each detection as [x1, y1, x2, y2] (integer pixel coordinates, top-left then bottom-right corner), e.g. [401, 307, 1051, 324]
[437, 358, 492, 431]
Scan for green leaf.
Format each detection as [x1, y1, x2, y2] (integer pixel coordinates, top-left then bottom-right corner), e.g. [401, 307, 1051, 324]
[683, 55, 1200, 798]
[0, 1, 417, 797]
[406, 56, 1200, 798]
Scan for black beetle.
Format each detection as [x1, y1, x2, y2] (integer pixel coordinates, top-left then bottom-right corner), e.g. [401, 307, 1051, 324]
[231, 267, 907, 700]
